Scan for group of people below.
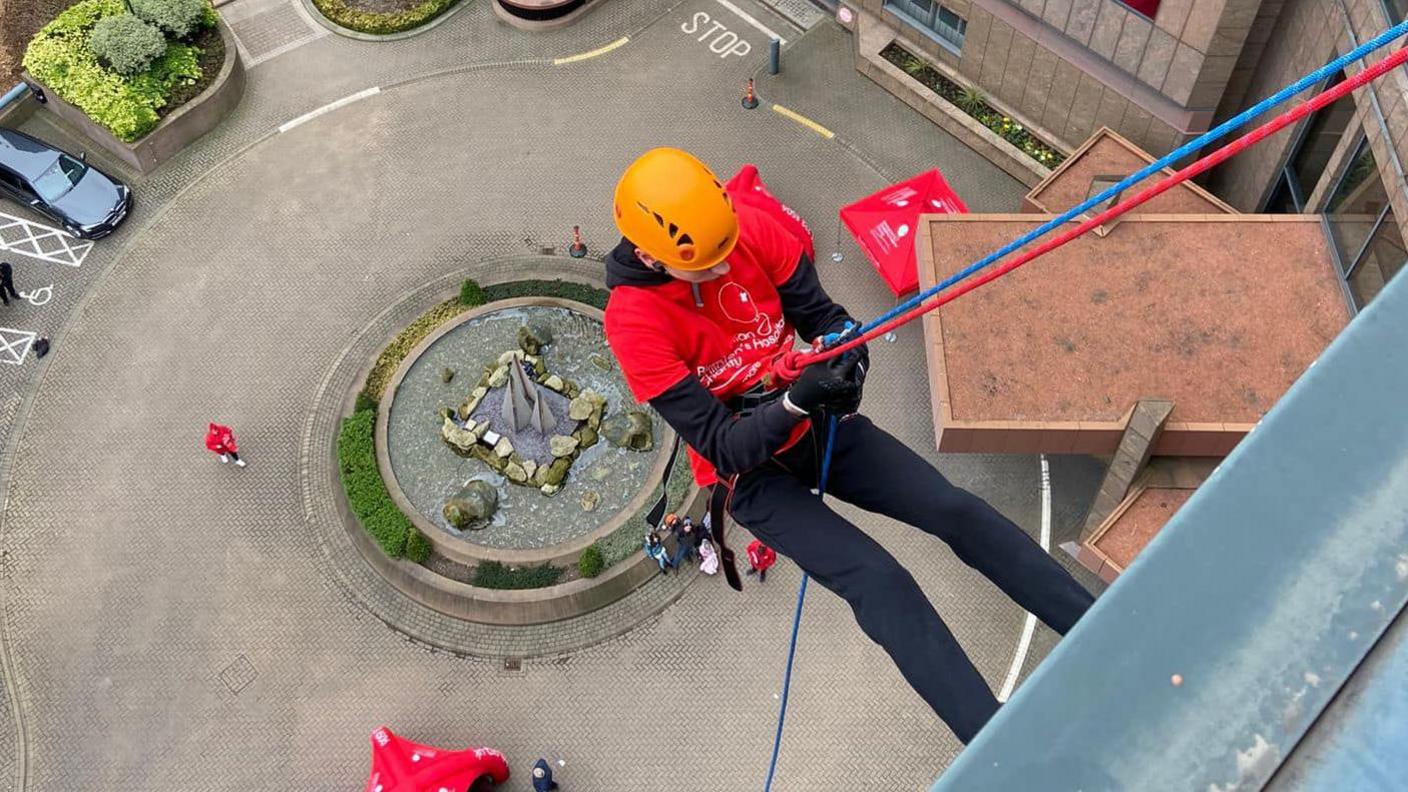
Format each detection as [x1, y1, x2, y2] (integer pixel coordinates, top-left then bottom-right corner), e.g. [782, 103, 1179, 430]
[643, 512, 776, 582]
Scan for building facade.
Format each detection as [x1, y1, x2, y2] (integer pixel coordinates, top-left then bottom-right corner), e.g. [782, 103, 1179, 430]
[847, 0, 1408, 309]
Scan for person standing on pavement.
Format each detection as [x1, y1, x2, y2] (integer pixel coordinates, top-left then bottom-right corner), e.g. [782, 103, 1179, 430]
[204, 422, 246, 467]
[744, 538, 776, 583]
[530, 758, 559, 791]
[601, 147, 1095, 744]
[0, 262, 20, 306]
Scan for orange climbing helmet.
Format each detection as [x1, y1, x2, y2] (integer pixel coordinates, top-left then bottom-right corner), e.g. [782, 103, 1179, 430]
[613, 147, 739, 271]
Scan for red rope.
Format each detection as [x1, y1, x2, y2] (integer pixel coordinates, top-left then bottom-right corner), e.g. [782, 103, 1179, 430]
[772, 45, 1408, 384]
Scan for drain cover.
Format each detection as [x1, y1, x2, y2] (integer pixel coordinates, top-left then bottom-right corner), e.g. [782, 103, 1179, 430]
[219, 654, 257, 695]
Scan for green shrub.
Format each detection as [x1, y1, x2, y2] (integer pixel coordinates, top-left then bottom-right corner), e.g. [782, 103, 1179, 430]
[578, 544, 605, 578]
[458, 278, 485, 306]
[354, 389, 378, 414]
[22, 0, 203, 142]
[404, 529, 432, 563]
[473, 561, 565, 590]
[483, 280, 608, 310]
[337, 408, 413, 558]
[131, 0, 208, 39]
[364, 299, 470, 400]
[957, 85, 987, 115]
[90, 14, 167, 75]
[310, 0, 459, 35]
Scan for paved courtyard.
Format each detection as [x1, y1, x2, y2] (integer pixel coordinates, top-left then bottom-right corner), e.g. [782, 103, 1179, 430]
[0, 1, 1104, 788]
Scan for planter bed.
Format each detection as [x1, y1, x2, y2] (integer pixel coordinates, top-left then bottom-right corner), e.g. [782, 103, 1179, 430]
[881, 42, 1065, 169]
[310, 0, 461, 35]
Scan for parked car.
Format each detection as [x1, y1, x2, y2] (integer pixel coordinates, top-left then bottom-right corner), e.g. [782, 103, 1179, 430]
[0, 128, 132, 239]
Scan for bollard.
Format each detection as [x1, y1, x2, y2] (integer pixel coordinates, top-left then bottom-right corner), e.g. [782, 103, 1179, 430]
[0, 83, 28, 113]
[568, 225, 587, 258]
[742, 78, 760, 110]
[769, 38, 780, 75]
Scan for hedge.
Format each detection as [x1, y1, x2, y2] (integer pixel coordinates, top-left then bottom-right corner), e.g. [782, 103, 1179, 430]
[473, 561, 565, 590]
[577, 543, 605, 578]
[880, 43, 1065, 168]
[484, 280, 608, 310]
[22, 0, 211, 142]
[458, 278, 485, 307]
[90, 14, 167, 75]
[310, 0, 459, 35]
[404, 528, 432, 563]
[337, 407, 414, 558]
[132, 0, 208, 39]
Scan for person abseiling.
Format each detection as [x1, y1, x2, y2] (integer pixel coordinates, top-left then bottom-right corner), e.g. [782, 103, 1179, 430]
[602, 147, 1094, 743]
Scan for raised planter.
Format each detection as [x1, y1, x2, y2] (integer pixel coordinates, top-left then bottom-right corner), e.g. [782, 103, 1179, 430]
[23, 18, 244, 174]
[375, 295, 681, 570]
[492, 0, 605, 31]
[853, 10, 1060, 187]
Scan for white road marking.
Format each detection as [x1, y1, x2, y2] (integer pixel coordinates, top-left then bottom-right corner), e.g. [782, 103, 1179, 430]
[0, 328, 37, 365]
[713, 0, 787, 44]
[997, 454, 1051, 702]
[278, 87, 380, 133]
[19, 285, 53, 307]
[0, 213, 92, 267]
[680, 12, 755, 58]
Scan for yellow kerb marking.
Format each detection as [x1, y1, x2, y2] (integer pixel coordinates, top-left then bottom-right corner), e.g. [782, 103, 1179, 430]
[771, 104, 835, 139]
[553, 37, 629, 65]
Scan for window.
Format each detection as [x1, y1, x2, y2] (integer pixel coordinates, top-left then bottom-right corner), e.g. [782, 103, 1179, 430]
[1264, 71, 1355, 212]
[30, 155, 87, 203]
[885, 0, 968, 52]
[1325, 137, 1407, 309]
[1382, 0, 1407, 24]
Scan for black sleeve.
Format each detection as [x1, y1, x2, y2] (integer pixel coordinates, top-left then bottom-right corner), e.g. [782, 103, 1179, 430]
[777, 253, 856, 342]
[648, 375, 804, 480]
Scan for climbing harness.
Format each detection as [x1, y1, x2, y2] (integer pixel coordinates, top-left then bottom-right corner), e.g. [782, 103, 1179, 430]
[759, 23, 1408, 791]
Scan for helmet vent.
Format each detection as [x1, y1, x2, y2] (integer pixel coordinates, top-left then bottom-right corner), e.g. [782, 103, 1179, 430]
[678, 233, 694, 246]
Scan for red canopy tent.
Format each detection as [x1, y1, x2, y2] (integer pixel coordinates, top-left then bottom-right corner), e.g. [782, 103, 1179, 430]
[725, 164, 816, 260]
[839, 169, 967, 297]
[364, 726, 510, 792]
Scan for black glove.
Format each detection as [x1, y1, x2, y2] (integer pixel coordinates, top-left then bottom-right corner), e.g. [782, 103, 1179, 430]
[786, 351, 865, 416]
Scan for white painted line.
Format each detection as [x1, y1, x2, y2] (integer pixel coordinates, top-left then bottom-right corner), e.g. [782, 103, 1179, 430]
[0, 328, 37, 366]
[0, 212, 92, 267]
[278, 87, 380, 133]
[997, 454, 1052, 702]
[247, 32, 322, 67]
[713, 0, 787, 45]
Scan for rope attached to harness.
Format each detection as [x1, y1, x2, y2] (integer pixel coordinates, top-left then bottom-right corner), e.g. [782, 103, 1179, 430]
[763, 414, 837, 792]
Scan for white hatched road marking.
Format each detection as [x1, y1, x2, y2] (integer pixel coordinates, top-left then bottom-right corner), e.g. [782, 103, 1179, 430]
[0, 328, 37, 366]
[0, 212, 92, 267]
[713, 0, 787, 44]
[997, 454, 1051, 702]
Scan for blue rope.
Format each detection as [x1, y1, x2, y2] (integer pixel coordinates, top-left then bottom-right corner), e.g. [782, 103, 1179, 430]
[855, 19, 1408, 338]
[764, 414, 838, 792]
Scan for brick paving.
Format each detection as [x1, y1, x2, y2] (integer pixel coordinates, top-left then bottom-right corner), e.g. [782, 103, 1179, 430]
[0, 0, 1103, 788]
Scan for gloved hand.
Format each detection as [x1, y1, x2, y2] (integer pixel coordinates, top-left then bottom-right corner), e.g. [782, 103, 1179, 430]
[784, 350, 865, 417]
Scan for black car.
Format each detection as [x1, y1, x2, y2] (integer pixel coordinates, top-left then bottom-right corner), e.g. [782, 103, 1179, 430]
[0, 128, 132, 239]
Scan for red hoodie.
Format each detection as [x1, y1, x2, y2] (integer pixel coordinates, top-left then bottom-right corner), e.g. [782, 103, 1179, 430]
[205, 423, 237, 455]
[605, 203, 814, 486]
[747, 539, 777, 572]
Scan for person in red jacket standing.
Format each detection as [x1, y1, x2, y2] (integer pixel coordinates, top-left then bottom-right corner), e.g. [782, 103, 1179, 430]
[205, 422, 246, 467]
[745, 538, 776, 583]
[602, 147, 1093, 744]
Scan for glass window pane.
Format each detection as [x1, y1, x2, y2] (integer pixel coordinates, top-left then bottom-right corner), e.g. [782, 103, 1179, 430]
[1348, 216, 1408, 306]
[1264, 172, 1301, 213]
[1326, 139, 1388, 274]
[1289, 72, 1354, 195]
[1384, 0, 1408, 24]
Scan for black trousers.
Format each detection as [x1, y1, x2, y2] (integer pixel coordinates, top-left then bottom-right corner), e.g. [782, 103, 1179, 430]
[0, 263, 18, 305]
[727, 415, 1094, 743]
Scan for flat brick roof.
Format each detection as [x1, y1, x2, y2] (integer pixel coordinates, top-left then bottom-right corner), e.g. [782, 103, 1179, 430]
[918, 214, 1349, 454]
[1023, 128, 1237, 218]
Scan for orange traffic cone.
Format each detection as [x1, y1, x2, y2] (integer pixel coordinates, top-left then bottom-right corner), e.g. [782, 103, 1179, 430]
[742, 78, 759, 110]
[568, 225, 587, 258]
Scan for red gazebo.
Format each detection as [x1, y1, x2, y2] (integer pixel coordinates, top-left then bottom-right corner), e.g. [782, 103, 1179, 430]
[364, 726, 510, 792]
[840, 169, 967, 296]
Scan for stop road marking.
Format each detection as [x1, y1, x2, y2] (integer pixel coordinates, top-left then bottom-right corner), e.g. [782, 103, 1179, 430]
[680, 12, 753, 59]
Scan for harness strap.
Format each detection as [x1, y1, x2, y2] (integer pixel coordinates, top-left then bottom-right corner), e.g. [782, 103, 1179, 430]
[709, 478, 743, 592]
